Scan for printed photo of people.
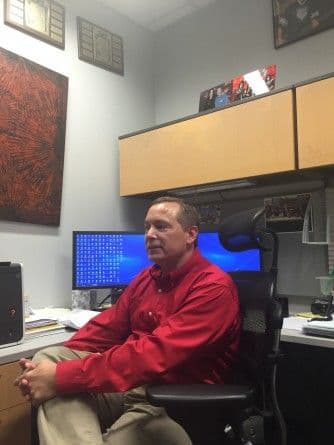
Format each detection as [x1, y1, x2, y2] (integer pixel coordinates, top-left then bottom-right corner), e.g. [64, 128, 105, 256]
[264, 193, 312, 233]
[199, 64, 277, 112]
[198, 82, 232, 112]
[196, 201, 224, 226]
[273, 0, 334, 48]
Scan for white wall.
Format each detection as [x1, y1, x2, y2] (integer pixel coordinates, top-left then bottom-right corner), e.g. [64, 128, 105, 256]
[0, 0, 155, 307]
[152, 0, 333, 297]
[1, 0, 332, 307]
[153, 0, 334, 123]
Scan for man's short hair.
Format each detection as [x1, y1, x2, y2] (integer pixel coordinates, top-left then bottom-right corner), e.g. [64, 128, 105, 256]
[149, 196, 200, 229]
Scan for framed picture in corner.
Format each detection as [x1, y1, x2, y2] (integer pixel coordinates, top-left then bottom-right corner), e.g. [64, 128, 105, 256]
[272, 0, 334, 48]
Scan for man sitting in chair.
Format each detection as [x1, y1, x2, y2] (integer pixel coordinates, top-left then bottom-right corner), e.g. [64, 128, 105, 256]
[15, 197, 241, 445]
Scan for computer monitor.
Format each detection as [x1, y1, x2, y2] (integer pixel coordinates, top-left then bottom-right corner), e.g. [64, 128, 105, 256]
[73, 231, 261, 290]
[72, 231, 152, 289]
[197, 232, 261, 272]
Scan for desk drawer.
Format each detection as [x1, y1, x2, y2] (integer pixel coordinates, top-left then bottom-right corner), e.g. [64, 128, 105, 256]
[0, 361, 27, 410]
[0, 403, 31, 445]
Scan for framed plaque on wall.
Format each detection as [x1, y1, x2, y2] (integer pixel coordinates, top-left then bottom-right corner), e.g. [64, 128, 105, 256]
[77, 17, 124, 75]
[4, 0, 65, 49]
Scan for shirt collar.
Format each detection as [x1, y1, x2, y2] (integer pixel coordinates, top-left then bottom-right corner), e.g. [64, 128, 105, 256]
[150, 249, 206, 291]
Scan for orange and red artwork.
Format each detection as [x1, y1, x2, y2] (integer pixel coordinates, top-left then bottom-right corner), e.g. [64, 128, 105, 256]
[0, 47, 68, 226]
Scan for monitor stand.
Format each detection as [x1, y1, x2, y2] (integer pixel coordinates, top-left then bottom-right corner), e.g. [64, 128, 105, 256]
[91, 287, 125, 310]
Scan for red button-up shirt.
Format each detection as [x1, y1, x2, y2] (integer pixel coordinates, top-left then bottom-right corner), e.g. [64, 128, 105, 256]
[56, 249, 241, 394]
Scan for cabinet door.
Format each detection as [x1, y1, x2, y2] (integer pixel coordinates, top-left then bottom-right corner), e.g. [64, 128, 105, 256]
[297, 76, 334, 169]
[0, 403, 31, 445]
[0, 361, 31, 445]
[0, 361, 27, 410]
[119, 90, 296, 196]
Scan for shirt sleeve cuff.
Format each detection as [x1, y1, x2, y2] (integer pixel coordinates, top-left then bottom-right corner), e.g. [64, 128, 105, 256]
[56, 359, 88, 394]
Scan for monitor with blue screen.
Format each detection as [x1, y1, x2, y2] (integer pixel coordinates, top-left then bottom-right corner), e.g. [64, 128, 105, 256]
[197, 232, 261, 272]
[72, 231, 261, 290]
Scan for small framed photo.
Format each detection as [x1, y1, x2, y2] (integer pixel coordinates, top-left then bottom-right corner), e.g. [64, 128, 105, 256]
[264, 193, 312, 233]
[272, 0, 334, 48]
[199, 65, 276, 112]
[77, 17, 124, 75]
[4, 0, 65, 49]
[199, 82, 232, 112]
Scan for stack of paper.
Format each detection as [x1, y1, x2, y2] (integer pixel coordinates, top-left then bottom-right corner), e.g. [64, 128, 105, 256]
[24, 308, 99, 339]
[302, 319, 334, 338]
[25, 314, 66, 338]
[58, 310, 98, 330]
[25, 322, 66, 338]
[25, 317, 58, 329]
[29, 307, 72, 320]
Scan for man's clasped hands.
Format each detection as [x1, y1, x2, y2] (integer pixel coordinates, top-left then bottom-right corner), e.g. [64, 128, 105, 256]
[14, 358, 58, 406]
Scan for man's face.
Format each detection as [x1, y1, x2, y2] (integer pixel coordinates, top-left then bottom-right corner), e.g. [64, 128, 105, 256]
[144, 202, 198, 271]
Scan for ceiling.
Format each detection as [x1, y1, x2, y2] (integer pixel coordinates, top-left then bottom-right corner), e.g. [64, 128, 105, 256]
[98, 0, 217, 31]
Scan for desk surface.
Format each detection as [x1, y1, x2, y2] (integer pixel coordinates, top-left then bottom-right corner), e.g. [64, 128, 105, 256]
[281, 327, 334, 349]
[0, 331, 73, 365]
[1, 324, 334, 366]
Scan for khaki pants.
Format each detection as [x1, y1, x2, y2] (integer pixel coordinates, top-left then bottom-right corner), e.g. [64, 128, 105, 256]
[33, 346, 192, 445]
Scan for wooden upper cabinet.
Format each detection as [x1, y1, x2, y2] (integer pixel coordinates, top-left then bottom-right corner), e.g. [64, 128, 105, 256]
[296, 76, 334, 169]
[119, 90, 296, 196]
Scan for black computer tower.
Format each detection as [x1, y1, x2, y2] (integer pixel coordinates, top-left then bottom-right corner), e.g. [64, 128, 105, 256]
[0, 262, 24, 348]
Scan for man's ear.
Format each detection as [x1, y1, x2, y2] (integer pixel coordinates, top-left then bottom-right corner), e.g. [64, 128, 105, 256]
[187, 226, 199, 245]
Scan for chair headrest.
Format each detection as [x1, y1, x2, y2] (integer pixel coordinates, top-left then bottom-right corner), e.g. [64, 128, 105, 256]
[218, 208, 265, 252]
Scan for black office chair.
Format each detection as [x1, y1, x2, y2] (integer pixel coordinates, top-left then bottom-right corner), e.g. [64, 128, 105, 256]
[146, 208, 286, 445]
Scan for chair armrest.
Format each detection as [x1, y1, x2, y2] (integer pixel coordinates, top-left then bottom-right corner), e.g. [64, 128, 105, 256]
[146, 384, 254, 410]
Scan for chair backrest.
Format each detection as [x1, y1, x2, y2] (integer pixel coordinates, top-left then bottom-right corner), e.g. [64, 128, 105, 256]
[217, 207, 281, 383]
[229, 270, 283, 386]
